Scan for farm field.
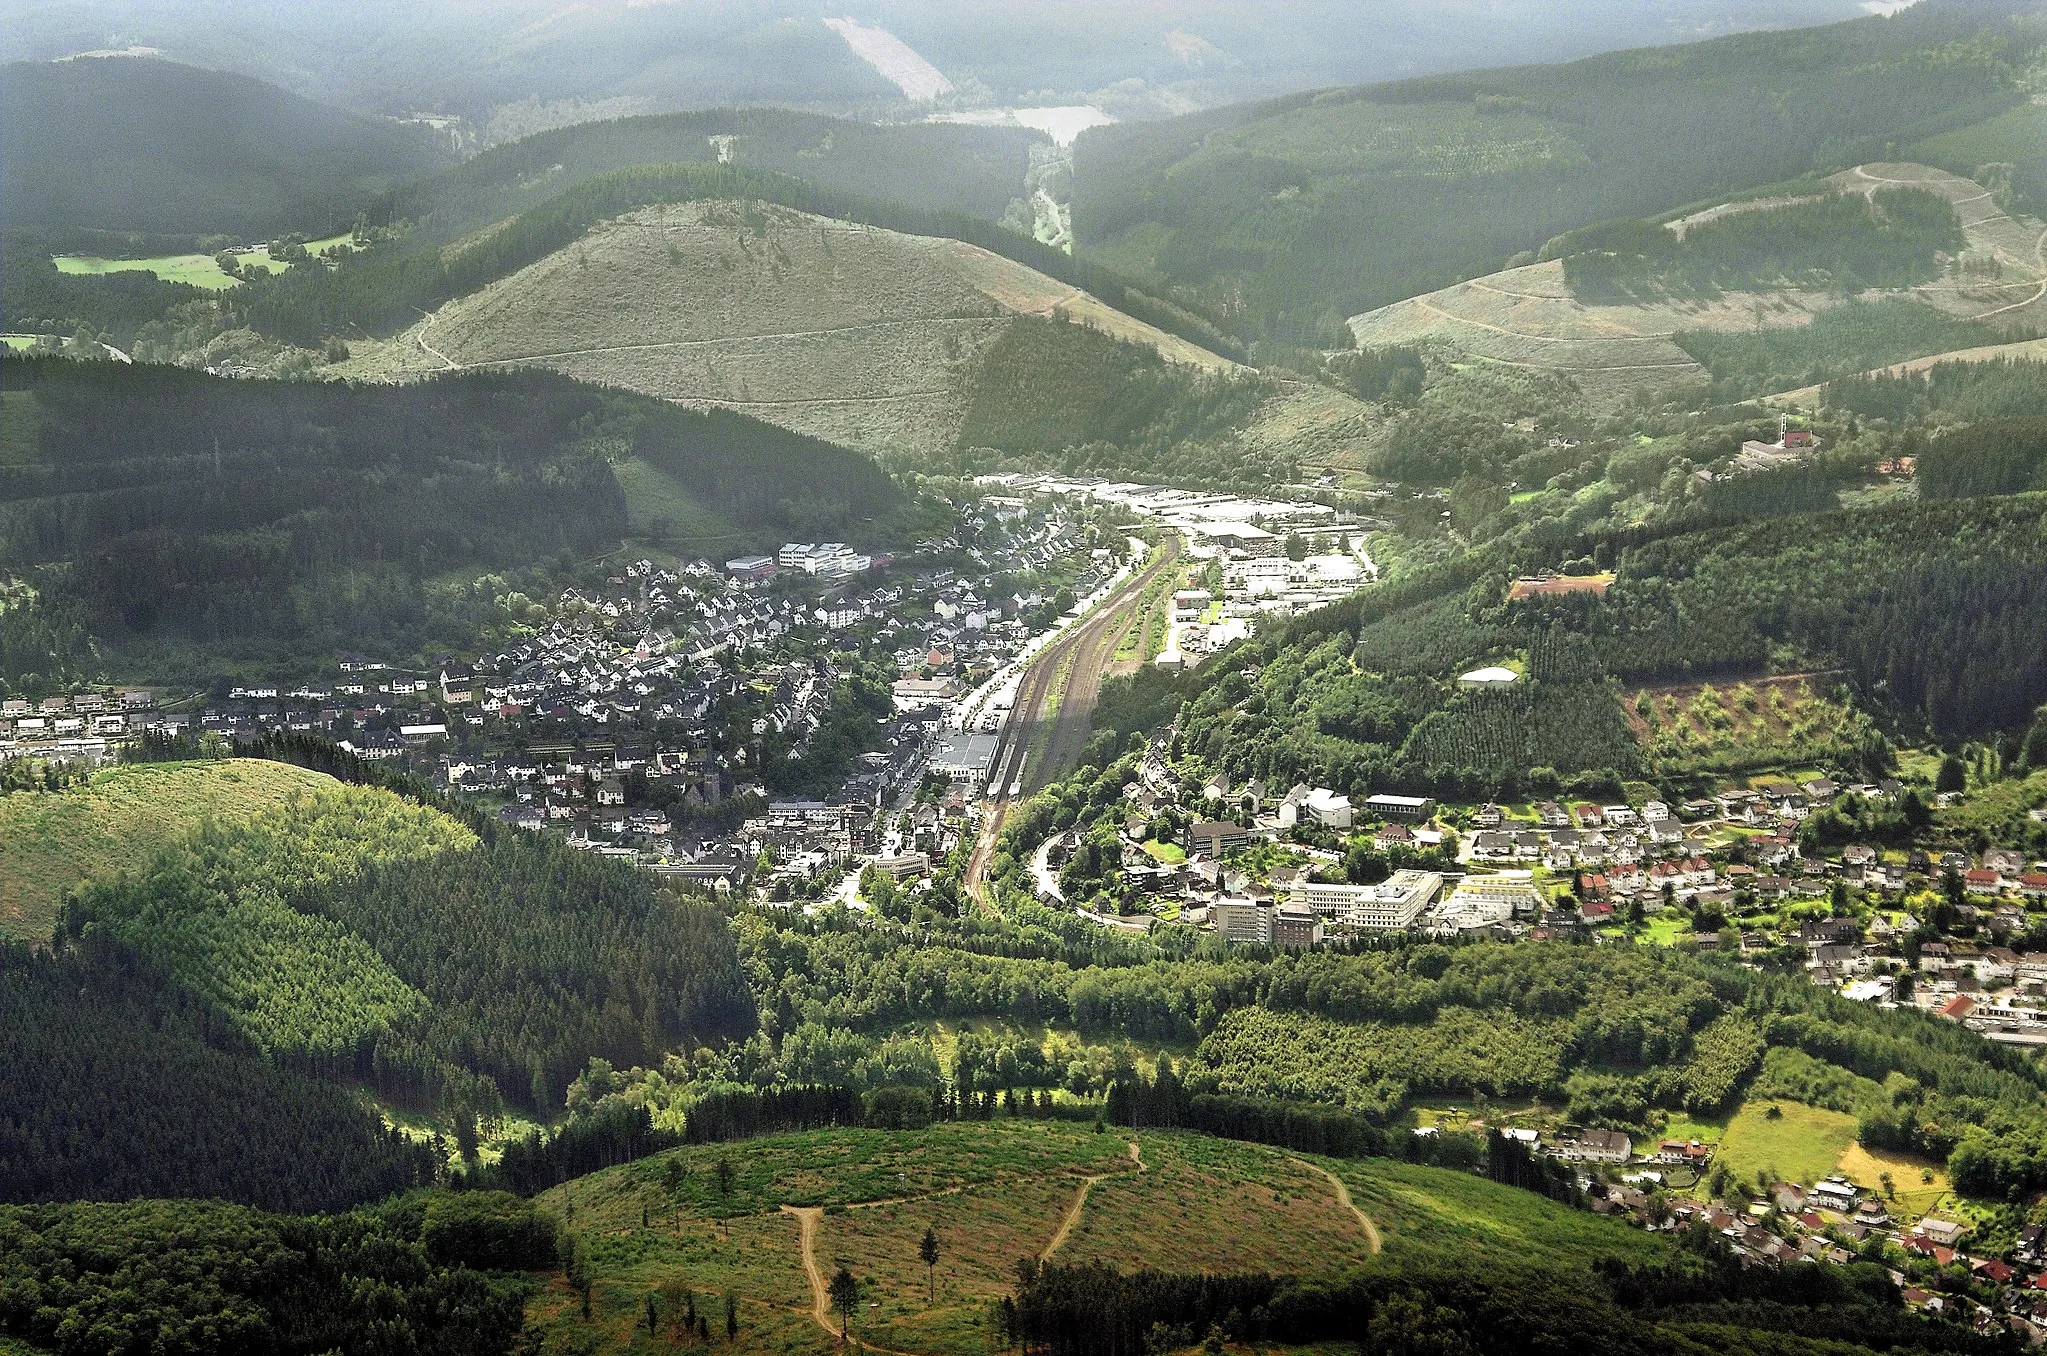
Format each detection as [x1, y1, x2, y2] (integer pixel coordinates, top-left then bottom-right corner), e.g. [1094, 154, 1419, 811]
[0, 757, 333, 941]
[525, 1120, 1666, 1355]
[1348, 163, 2047, 409]
[1837, 1142, 1950, 1223]
[1709, 1100, 1860, 1193]
[52, 251, 244, 289]
[49, 233, 357, 291]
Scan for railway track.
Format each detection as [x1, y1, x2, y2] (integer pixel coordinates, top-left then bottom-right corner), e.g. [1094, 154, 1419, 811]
[964, 535, 1182, 905]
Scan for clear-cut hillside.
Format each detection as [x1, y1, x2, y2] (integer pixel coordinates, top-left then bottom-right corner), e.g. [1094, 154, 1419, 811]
[1347, 163, 2047, 408]
[361, 199, 1237, 463]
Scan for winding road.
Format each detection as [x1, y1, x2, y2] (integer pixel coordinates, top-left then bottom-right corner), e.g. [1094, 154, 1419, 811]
[414, 310, 458, 370]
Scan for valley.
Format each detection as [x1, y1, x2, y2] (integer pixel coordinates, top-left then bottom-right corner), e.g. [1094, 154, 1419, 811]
[15, 7, 2047, 1356]
[965, 532, 1186, 906]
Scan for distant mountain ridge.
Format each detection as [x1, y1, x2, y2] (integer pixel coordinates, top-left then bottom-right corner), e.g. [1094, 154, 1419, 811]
[1, 56, 451, 243]
[1347, 163, 2047, 408]
[1071, 0, 2046, 343]
[381, 107, 1046, 248]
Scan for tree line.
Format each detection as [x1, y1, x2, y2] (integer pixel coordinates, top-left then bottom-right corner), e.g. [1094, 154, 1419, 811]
[1007, 1235, 2015, 1356]
[1562, 188, 1963, 298]
[1828, 357, 2047, 425]
[0, 1189, 551, 1356]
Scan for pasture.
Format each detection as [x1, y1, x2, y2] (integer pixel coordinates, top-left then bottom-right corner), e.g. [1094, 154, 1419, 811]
[52, 251, 243, 289]
[1836, 1141, 1950, 1223]
[1710, 1100, 1860, 1192]
[47, 233, 354, 291]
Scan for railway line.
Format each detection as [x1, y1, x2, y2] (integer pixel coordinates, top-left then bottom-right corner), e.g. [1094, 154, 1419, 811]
[964, 534, 1182, 905]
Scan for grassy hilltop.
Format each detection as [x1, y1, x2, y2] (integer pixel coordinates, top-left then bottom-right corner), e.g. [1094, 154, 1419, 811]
[0, 757, 331, 941]
[523, 1120, 1663, 1356]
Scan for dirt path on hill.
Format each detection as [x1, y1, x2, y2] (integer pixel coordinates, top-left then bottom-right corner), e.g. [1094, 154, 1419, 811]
[1971, 224, 2047, 320]
[426, 315, 998, 369]
[1040, 1140, 1145, 1261]
[414, 310, 459, 370]
[783, 1204, 928, 1356]
[1851, 165, 2047, 321]
[1291, 1158, 1382, 1254]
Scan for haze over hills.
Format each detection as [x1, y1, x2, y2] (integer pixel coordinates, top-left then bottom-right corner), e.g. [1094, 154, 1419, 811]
[1071, 0, 2045, 342]
[0, 56, 451, 243]
[0, 0, 1881, 131]
[23, 7, 2047, 1356]
[380, 108, 1047, 245]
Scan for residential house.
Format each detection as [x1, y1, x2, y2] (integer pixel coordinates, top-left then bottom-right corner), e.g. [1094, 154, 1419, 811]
[1553, 1129, 1632, 1164]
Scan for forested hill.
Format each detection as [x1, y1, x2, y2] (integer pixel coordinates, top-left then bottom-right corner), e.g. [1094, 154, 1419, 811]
[1070, 0, 2041, 341]
[381, 109, 1043, 246]
[245, 160, 1242, 363]
[0, 57, 450, 245]
[1, 749, 755, 1212]
[0, 357, 905, 679]
[1143, 490, 2047, 806]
